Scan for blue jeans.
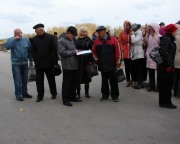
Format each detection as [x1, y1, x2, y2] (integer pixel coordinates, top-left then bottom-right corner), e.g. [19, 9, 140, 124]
[12, 64, 28, 98]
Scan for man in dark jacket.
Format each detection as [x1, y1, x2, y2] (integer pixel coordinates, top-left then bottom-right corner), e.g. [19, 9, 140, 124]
[31, 23, 58, 102]
[59, 26, 82, 107]
[92, 26, 120, 102]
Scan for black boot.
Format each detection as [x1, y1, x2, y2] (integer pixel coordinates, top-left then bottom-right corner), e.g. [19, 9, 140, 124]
[85, 84, 91, 98]
[76, 87, 81, 100]
[135, 75, 143, 89]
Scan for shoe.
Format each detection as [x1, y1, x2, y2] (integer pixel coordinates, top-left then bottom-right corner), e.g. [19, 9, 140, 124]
[113, 98, 119, 102]
[63, 102, 73, 107]
[147, 87, 153, 92]
[134, 85, 143, 89]
[16, 97, 24, 101]
[85, 93, 91, 98]
[22, 94, 32, 98]
[71, 98, 82, 102]
[100, 97, 108, 101]
[154, 88, 159, 92]
[36, 98, 43, 102]
[160, 103, 177, 109]
[51, 95, 57, 99]
[76, 94, 81, 100]
[126, 82, 131, 87]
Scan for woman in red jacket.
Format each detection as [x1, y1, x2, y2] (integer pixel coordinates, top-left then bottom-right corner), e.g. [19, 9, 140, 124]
[118, 21, 132, 87]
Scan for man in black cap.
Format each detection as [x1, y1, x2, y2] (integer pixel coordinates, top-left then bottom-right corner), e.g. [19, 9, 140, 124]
[31, 23, 58, 102]
[92, 26, 120, 102]
[59, 26, 81, 106]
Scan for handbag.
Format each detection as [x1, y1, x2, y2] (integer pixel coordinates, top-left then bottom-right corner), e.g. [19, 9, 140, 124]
[28, 66, 36, 82]
[115, 68, 126, 82]
[86, 64, 98, 78]
[149, 47, 162, 64]
[54, 64, 62, 76]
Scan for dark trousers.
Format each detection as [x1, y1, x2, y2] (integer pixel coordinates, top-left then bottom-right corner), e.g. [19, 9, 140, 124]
[158, 66, 173, 105]
[101, 71, 119, 99]
[148, 68, 155, 90]
[124, 59, 132, 82]
[132, 58, 144, 84]
[174, 68, 180, 96]
[36, 68, 57, 99]
[62, 70, 77, 103]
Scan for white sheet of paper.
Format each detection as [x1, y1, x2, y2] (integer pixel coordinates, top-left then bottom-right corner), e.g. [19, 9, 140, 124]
[77, 50, 92, 55]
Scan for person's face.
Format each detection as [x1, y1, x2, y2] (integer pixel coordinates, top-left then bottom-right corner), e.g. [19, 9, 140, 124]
[97, 30, 107, 38]
[145, 26, 150, 33]
[141, 28, 145, 35]
[80, 30, 87, 38]
[14, 30, 22, 38]
[172, 30, 177, 37]
[148, 26, 155, 34]
[35, 28, 44, 36]
[67, 32, 76, 40]
[125, 23, 131, 31]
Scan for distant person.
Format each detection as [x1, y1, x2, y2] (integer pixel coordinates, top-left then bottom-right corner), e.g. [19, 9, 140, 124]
[31, 23, 58, 102]
[59, 26, 82, 107]
[158, 24, 178, 109]
[5, 28, 33, 101]
[159, 22, 165, 36]
[131, 24, 144, 89]
[174, 24, 180, 97]
[76, 26, 94, 99]
[91, 31, 98, 42]
[118, 20, 132, 87]
[92, 26, 120, 102]
[145, 23, 161, 92]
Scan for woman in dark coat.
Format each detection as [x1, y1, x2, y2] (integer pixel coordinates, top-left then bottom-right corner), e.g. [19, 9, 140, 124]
[158, 24, 178, 109]
[76, 26, 94, 99]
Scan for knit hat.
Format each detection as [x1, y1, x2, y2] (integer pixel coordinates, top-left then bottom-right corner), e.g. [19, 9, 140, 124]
[164, 24, 178, 33]
[66, 26, 77, 36]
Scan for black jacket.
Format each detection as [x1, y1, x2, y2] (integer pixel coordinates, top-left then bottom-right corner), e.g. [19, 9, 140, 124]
[31, 33, 58, 69]
[160, 34, 176, 68]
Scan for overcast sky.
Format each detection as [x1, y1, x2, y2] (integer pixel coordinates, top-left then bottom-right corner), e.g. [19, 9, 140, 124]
[0, 0, 179, 39]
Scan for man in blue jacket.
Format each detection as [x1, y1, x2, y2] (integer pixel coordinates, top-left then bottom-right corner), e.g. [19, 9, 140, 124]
[5, 28, 33, 101]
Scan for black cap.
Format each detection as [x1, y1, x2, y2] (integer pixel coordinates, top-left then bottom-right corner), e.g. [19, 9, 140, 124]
[33, 23, 44, 29]
[131, 23, 141, 30]
[96, 26, 106, 32]
[159, 22, 165, 26]
[66, 26, 77, 36]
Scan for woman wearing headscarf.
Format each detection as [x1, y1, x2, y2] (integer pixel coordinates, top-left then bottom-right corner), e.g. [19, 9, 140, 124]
[174, 24, 180, 97]
[76, 26, 94, 100]
[158, 24, 178, 109]
[145, 23, 161, 91]
[118, 20, 132, 87]
[131, 23, 144, 89]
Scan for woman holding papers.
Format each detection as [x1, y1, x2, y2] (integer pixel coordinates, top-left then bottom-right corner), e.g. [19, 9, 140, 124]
[76, 26, 94, 100]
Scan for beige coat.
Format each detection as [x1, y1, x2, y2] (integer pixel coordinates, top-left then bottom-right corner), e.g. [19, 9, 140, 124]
[175, 24, 180, 68]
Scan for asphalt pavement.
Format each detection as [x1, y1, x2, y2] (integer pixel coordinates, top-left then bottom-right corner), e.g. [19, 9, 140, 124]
[0, 51, 180, 144]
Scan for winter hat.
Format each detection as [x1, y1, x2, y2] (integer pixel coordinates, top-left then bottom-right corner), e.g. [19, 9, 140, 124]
[66, 26, 77, 36]
[159, 22, 165, 26]
[96, 26, 106, 32]
[131, 23, 141, 31]
[33, 23, 44, 29]
[164, 24, 178, 34]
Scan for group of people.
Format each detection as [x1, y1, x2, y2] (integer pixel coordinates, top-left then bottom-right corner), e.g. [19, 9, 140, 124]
[4, 20, 180, 109]
[118, 20, 180, 109]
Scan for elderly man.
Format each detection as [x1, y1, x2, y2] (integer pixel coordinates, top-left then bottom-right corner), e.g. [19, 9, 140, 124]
[31, 23, 58, 102]
[5, 28, 33, 101]
[92, 26, 120, 102]
[59, 26, 81, 107]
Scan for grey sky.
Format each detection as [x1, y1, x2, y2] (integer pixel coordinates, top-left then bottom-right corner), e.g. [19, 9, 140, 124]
[0, 0, 179, 38]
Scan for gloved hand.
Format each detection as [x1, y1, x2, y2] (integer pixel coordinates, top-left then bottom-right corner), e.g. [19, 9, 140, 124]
[166, 67, 171, 73]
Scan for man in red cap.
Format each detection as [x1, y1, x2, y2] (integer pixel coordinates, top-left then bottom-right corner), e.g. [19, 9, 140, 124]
[158, 24, 178, 109]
